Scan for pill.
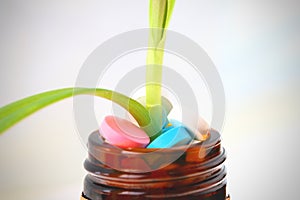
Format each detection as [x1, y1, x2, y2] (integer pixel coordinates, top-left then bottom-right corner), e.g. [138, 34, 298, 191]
[179, 116, 211, 141]
[100, 115, 150, 148]
[147, 124, 193, 148]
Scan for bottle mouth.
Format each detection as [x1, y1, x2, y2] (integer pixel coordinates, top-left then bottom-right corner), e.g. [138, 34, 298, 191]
[88, 128, 221, 152]
[85, 129, 225, 173]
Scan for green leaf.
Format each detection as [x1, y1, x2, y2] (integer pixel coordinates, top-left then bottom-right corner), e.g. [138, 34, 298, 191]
[0, 88, 151, 134]
[148, 0, 176, 46]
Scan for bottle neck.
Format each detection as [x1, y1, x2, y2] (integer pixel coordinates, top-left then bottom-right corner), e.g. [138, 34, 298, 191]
[84, 129, 226, 191]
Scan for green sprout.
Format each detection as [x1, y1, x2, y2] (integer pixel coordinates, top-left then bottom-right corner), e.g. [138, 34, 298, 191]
[0, 0, 176, 140]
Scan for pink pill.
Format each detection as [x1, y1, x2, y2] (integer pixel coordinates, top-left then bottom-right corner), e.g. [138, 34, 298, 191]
[100, 115, 150, 148]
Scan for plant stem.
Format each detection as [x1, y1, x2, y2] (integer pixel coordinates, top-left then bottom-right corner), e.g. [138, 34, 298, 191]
[146, 0, 175, 109]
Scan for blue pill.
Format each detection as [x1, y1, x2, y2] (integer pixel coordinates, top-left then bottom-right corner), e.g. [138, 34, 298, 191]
[147, 125, 193, 148]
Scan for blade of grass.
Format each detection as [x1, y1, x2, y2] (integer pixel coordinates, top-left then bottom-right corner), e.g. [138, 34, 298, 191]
[146, 0, 175, 108]
[146, 0, 176, 136]
[0, 88, 151, 134]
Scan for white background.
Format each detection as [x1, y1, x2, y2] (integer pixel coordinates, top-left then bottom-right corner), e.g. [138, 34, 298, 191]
[0, 0, 300, 199]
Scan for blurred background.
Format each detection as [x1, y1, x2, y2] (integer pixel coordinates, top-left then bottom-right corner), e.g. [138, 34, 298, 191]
[0, 0, 299, 199]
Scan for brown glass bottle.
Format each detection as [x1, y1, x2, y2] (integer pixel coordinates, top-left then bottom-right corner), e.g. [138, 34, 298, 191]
[82, 129, 227, 200]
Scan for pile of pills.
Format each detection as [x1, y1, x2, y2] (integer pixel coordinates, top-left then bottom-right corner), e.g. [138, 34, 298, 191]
[99, 115, 206, 149]
[98, 97, 210, 149]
